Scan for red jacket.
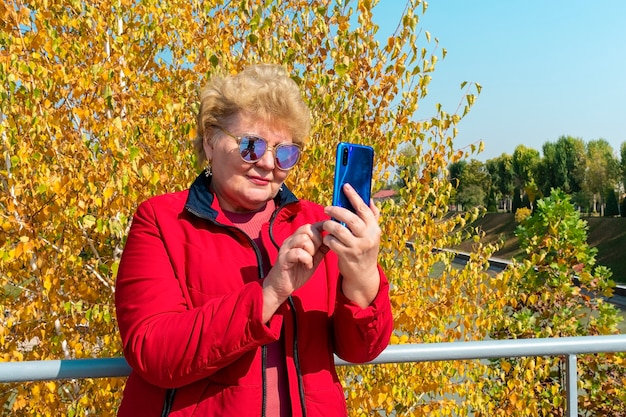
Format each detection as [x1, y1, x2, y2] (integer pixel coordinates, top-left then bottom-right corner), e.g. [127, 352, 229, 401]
[115, 174, 393, 416]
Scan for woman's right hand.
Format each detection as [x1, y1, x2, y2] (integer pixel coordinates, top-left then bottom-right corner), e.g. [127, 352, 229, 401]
[261, 222, 328, 322]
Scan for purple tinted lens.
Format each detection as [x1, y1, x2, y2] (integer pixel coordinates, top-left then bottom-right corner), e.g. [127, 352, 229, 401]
[239, 137, 266, 162]
[275, 145, 300, 169]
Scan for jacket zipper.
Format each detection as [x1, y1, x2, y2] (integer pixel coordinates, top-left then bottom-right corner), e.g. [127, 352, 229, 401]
[179, 206, 269, 415]
[268, 208, 308, 417]
[184, 202, 306, 417]
[160, 388, 176, 417]
[288, 296, 307, 417]
[261, 345, 267, 417]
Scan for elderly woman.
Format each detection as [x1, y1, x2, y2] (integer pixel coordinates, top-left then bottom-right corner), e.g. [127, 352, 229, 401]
[115, 64, 393, 417]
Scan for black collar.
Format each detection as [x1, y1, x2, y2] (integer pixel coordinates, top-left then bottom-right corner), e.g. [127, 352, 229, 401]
[184, 173, 299, 221]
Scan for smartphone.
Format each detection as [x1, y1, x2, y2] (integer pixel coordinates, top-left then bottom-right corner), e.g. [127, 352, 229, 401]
[332, 142, 374, 217]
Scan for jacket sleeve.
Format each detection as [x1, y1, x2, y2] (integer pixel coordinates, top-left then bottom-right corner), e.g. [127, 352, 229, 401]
[332, 265, 393, 363]
[115, 200, 282, 389]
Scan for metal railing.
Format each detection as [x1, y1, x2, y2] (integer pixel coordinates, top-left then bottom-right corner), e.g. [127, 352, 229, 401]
[2, 334, 625, 417]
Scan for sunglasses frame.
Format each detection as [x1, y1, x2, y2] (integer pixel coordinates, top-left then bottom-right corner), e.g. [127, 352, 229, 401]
[213, 125, 301, 171]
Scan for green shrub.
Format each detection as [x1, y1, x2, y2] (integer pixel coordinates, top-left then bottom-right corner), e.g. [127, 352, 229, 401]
[478, 189, 626, 416]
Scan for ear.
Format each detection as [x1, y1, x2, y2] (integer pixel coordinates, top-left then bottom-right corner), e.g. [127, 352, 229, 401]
[203, 135, 214, 162]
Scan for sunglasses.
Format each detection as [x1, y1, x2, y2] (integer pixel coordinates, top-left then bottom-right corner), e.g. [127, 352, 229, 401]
[214, 126, 301, 170]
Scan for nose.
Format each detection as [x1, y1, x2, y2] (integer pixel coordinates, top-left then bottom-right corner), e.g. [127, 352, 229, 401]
[254, 145, 277, 170]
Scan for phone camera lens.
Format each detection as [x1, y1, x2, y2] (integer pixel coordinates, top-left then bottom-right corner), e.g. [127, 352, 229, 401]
[342, 148, 349, 165]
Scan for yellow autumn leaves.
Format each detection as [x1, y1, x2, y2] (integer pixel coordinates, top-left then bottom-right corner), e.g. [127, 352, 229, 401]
[7, 0, 619, 416]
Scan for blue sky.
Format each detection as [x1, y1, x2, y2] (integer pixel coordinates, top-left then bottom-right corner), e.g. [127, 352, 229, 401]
[372, 1, 626, 161]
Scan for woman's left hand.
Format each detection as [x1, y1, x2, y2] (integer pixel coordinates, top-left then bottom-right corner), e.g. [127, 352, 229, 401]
[323, 183, 381, 308]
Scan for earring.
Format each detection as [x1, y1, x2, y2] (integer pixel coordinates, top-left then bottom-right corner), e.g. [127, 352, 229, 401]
[204, 165, 212, 177]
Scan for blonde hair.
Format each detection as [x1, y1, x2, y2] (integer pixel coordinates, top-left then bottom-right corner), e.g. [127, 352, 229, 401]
[194, 64, 311, 165]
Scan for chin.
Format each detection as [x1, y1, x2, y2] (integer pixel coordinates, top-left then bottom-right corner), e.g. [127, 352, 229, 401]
[241, 196, 272, 210]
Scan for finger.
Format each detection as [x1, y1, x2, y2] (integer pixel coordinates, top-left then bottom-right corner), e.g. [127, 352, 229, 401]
[369, 199, 381, 222]
[284, 247, 315, 269]
[286, 224, 325, 256]
[289, 234, 318, 257]
[323, 204, 355, 226]
[343, 184, 371, 215]
[305, 224, 327, 256]
[321, 218, 353, 247]
[308, 222, 326, 246]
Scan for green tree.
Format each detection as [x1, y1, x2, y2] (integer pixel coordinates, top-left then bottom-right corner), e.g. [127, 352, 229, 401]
[583, 139, 620, 215]
[456, 183, 486, 209]
[448, 159, 489, 209]
[511, 144, 540, 201]
[512, 187, 523, 213]
[523, 178, 540, 210]
[478, 189, 625, 416]
[485, 153, 514, 212]
[605, 188, 619, 216]
[536, 135, 586, 196]
[485, 188, 498, 212]
[448, 160, 467, 189]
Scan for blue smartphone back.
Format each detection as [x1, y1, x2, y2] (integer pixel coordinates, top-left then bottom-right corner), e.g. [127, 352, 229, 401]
[332, 142, 374, 213]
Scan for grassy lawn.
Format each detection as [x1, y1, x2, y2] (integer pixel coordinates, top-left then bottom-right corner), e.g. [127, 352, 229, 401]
[454, 212, 626, 284]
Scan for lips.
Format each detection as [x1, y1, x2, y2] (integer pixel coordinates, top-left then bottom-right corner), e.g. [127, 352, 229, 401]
[248, 175, 271, 185]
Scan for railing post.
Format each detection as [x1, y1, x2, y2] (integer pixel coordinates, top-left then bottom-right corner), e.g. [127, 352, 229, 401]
[565, 354, 578, 417]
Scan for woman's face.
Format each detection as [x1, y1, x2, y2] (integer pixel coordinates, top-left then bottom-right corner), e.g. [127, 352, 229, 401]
[203, 113, 293, 213]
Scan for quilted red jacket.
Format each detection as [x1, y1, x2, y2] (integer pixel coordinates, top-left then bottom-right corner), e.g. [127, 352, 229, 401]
[115, 174, 393, 417]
